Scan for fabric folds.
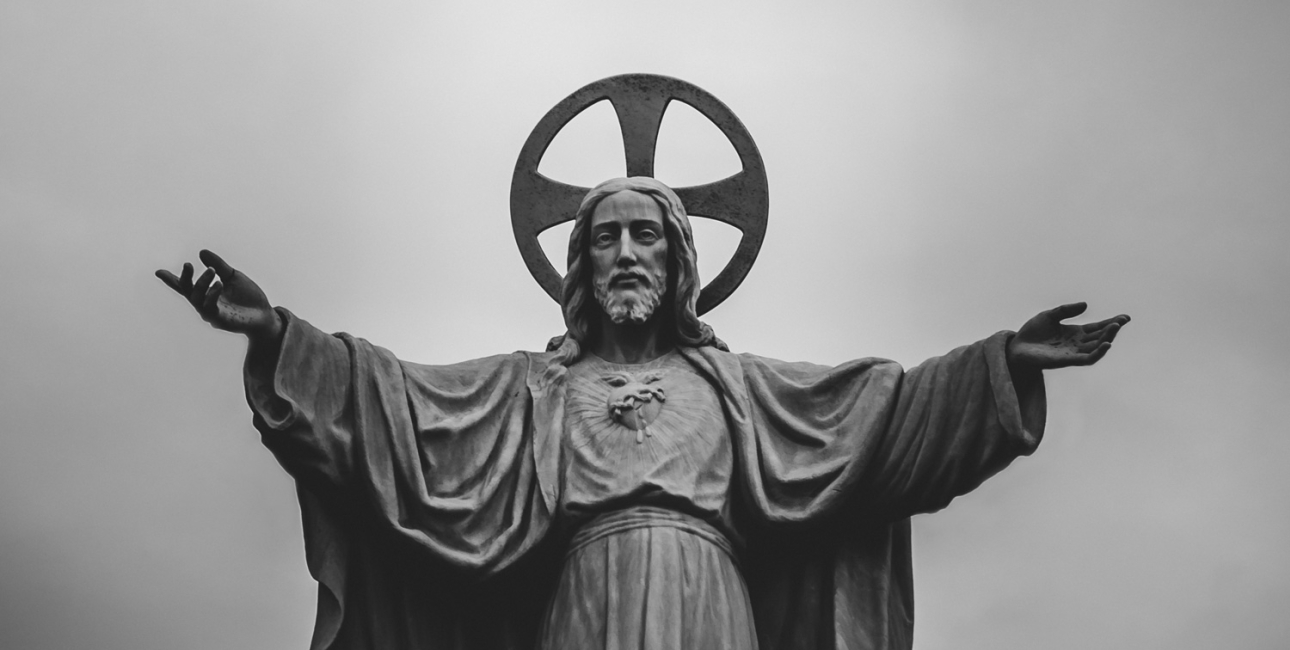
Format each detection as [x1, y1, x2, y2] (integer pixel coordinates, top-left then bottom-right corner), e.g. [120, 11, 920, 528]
[245, 311, 1045, 650]
[540, 506, 756, 650]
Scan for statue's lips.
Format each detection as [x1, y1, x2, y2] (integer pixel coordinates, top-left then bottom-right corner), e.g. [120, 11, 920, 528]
[609, 273, 649, 288]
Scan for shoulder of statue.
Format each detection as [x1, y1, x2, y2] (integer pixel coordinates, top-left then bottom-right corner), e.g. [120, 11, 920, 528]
[520, 349, 572, 393]
[726, 350, 904, 377]
[678, 344, 735, 363]
[519, 349, 563, 365]
[674, 345, 746, 387]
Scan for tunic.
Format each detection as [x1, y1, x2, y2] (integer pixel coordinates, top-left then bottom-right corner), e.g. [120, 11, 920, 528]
[560, 351, 732, 528]
[542, 352, 754, 649]
[245, 310, 1047, 650]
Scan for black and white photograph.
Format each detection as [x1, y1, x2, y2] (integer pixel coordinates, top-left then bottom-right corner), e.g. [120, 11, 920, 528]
[2, 2, 1286, 649]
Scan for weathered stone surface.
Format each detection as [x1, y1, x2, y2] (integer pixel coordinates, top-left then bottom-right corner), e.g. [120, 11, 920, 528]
[156, 74, 1128, 650]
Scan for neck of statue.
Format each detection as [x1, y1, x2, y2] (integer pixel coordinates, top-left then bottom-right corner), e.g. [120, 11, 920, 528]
[590, 313, 674, 365]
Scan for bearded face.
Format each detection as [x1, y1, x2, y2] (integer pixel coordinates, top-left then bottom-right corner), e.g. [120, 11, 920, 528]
[594, 264, 667, 324]
[588, 190, 670, 325]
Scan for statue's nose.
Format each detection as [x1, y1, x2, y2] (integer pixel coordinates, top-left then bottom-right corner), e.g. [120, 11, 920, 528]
[615, 235, 640, 264]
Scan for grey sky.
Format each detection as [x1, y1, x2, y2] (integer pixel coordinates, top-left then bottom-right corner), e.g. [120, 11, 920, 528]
[2, 1, 1288, 649]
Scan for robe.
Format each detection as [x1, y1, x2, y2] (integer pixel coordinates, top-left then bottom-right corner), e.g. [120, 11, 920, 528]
[245, 310, 1046, 650]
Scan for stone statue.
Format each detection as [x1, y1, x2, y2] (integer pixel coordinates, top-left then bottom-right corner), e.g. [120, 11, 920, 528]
[156, 79, 1128, 650]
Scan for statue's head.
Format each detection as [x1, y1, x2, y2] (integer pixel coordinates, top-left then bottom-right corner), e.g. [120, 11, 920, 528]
[547, 177, 722, 362]
[582, 187, 671, 326]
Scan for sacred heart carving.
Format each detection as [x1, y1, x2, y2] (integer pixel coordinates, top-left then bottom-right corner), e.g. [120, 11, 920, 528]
[602, 371, 666, 443]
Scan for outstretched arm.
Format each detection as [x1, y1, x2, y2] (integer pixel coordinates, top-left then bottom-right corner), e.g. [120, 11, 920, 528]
[156, 250, 284, 356]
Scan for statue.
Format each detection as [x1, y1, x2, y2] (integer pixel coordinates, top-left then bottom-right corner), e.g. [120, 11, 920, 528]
[156, 76, 1129, 650]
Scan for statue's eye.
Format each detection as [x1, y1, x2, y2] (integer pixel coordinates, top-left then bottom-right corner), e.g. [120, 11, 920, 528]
[637, 229, 660, 242]
[593, 231, 616, 245]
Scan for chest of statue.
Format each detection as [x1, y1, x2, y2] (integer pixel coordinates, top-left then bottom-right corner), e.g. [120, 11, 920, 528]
[558, 351, 734, 522]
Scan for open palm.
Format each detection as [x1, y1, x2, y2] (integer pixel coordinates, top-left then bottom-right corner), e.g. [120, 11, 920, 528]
[1008, 302, 1129, 370]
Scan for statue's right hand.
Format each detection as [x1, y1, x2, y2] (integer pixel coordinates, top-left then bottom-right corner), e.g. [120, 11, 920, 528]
[156, 250, 282, 341]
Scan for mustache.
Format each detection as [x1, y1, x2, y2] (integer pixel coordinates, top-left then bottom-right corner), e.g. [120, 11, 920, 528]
[608, 270, 652, 286]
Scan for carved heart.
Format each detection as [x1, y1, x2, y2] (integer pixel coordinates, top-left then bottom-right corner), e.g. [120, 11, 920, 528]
[604, 375, 666, 440]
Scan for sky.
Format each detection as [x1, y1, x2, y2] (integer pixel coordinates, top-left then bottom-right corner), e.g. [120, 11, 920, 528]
[2, 1, 1288, 649]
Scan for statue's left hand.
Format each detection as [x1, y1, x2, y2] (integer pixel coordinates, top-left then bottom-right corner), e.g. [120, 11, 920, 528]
[1008, 302, 1130, 370]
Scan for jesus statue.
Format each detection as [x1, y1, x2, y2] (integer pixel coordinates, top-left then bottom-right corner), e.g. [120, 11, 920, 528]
[157, 176, 1128, 650]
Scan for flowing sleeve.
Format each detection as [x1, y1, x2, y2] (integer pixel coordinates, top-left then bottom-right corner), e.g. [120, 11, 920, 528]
[684, 332, 1046, 650]
[854, 330, 1046, 518]
[703, 329, 1045, 523]
[244, 309, 558, 650]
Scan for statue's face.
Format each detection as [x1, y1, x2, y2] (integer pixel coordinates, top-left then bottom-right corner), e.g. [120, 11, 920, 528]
[589, 190, 669, 324]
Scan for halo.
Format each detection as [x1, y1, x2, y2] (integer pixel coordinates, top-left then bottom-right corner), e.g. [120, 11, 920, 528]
[510, 73, 769, 316]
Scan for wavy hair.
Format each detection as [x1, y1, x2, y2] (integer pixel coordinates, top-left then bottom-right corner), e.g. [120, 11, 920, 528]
[544, 177, 725, 372]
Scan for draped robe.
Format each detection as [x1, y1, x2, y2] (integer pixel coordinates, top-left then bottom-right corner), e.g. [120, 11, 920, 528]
[245, 310, 1046, 650]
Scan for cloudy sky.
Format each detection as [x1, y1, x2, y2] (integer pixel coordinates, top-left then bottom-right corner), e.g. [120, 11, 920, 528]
[3, 1, 1288, 648]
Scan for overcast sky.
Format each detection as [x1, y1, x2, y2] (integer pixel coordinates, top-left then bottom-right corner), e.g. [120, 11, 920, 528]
[3, 1, 1288, 649]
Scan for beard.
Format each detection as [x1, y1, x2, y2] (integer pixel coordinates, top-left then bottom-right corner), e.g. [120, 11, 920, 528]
[594, 267, 667, 325]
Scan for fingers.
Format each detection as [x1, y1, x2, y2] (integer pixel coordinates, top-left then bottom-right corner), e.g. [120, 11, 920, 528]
[1083, 313, 1132, 334]
[202, 280, 223, 313]
[1099, 322, 1123, 344]
[1048, 302, 1088, 321]
[1071, 321, 1122, 353]
[155, 262, 193, 295]
[190, 267, 216, 308]
[1075, 342, 1111, 366]
[1075, 338, 1102, 354]
[1082, 316, 1119, 333]
[158, 253, 241, 295]
[155, 269, 183, 292]
[157, 255, 239, 329]
[199, 249, 236, 280]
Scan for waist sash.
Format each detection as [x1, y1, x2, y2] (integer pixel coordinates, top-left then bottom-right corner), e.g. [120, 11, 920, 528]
[568, 506, 736, 562]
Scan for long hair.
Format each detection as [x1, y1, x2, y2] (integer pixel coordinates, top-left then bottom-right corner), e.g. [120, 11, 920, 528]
[544, 177, 725, 372]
